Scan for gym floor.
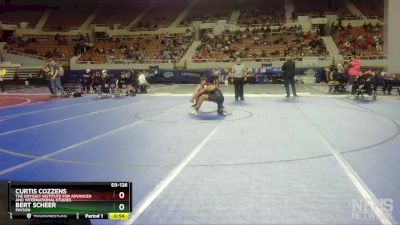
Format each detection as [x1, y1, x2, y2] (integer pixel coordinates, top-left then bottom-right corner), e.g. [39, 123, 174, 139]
[0, 83, 399, 225]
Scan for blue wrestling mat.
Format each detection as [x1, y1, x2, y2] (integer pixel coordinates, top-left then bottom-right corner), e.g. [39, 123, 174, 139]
[0, 94, 399, 225]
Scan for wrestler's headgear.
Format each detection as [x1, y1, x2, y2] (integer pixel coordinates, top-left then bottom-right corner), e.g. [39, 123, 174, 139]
[200, 76, 207, 82]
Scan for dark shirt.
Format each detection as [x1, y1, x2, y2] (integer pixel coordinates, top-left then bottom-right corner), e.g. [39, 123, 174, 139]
[82, 73, 91, 84]
[130, 73, 138, 85]
[282, 60, 296, 78]
[50, 65, 59, 77]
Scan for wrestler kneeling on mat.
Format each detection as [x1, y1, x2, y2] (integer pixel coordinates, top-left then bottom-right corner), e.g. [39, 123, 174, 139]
[190, 76, 226, 116]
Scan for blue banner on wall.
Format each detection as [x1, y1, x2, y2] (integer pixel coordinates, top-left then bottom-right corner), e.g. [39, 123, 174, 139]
[150, 70, 207, 83]
[64, 67, 326, 84]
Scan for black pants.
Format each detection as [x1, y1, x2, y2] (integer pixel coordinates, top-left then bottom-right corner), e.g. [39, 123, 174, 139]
[0, 81, 4, 92]
[383, 80, 393, 94]
[284, 76, 296, 96]
[348, 76, 356, 94]
[82, 83, 91, 93]
[234, 77, 244, 100]
[352, 81, 372, 96]
[209, 94, 224, 113]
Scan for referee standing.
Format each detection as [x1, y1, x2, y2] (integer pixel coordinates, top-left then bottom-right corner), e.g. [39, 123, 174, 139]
[232, 58, 247, 101]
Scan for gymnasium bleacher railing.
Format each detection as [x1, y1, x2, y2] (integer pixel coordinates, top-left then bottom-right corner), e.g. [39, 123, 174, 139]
[188, 56, 331, 63]
[238, 23, 285, 28]
[342, 55, 387, 60]
[76, 59, 175, 64]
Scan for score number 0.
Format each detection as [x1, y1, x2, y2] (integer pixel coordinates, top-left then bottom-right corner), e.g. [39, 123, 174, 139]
[118, 191, 126, 211]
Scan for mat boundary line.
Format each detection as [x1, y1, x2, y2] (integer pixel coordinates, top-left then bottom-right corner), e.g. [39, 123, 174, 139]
[295, 103, 395, 225]
[0, 100, 184, 176]
[0, 97, 154, 136]
[121, 123, 221, 225]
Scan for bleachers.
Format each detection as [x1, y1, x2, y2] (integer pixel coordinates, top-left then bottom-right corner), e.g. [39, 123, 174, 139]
[91, 0, 149, 28]
[332, 24, 384, 59]
[0, 10, 44, 28]
[4, 37, 75, 60]
[10, 0, 52, 5]
[77, 33, 195, 64]
[238, 0, 285, 26]
[132, 0, 188, 31]
[0, 0, 388, 66]
[43, 1, 97, 31]
[351, 0, 384, 19]
[180, 0, 234, 26]
[193, 28, 328, 62]
[293, 0, 353, 18]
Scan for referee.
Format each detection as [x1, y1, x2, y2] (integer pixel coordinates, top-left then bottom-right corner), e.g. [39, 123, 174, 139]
[232, 58, 247, 101]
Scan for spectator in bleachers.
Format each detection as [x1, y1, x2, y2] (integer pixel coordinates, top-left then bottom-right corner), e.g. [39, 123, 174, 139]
[332, 22, 383, 58]
[193, 27, 327, 62]
[77, 33, 194, 64]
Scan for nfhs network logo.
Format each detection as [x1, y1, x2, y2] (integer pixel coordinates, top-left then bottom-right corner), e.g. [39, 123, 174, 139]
[352, 198, 393, 220]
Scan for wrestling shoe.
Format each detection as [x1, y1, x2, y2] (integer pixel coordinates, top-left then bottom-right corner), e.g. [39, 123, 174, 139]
[218, 108, 227, 116]
[189, 109, 198, 116]
[349, 95, 358, 100]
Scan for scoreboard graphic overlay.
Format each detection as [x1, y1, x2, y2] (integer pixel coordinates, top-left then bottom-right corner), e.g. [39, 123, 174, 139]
[8, 182, 132, 220]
